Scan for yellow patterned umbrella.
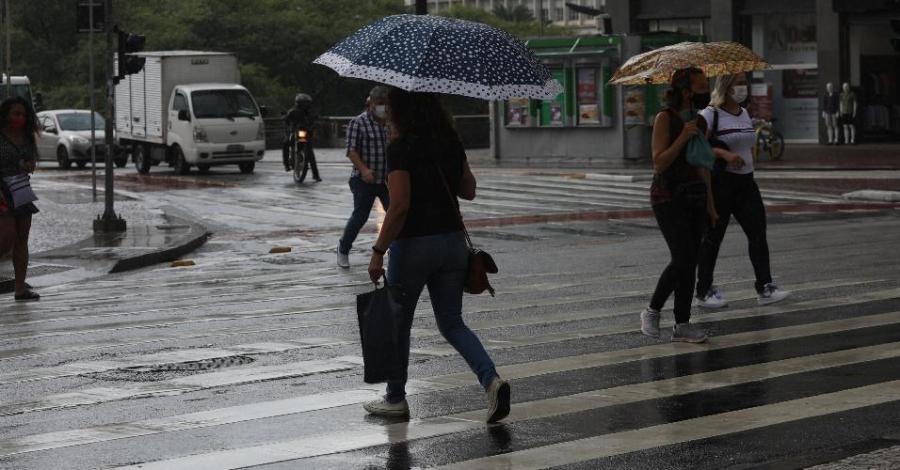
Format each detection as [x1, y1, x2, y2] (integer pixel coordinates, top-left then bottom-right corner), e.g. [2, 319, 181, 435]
[608, 41, 769, 85]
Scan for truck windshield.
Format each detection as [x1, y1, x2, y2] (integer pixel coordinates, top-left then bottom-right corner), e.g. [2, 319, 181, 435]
[57, 112, 105, 131]
[190, 90, 259, 119]
[0, 84, 33, 104]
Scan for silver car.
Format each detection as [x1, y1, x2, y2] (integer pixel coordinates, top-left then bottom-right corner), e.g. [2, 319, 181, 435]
[36, 110, 127, 169]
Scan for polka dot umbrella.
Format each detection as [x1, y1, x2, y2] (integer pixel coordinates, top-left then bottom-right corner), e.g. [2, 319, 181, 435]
[314, 14, 563, 100]
[608, 41, 770, 85]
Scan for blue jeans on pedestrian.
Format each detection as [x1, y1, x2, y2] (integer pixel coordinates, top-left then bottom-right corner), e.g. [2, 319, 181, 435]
[339, 177, 389, 255]
[385, 231, 498, 403]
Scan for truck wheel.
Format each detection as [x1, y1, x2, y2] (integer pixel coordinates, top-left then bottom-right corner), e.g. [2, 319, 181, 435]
[57, 146, 72, 170]
[115, 158, 128, 168]
[173, 146, 190, 175]
[76, 160, 87, 169]
[238, 162, 255, 174]
[134, 144, 151, 174]
[197, 164, 211, 173]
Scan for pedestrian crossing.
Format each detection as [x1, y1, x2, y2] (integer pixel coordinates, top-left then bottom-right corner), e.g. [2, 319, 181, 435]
[1, 206, 899, 468]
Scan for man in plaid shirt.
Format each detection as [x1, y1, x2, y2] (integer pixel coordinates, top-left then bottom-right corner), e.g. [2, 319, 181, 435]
[337, 86, 391, 268]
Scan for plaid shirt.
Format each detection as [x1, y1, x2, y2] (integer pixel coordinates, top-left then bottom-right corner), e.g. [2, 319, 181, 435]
[346, 111, 389, 184]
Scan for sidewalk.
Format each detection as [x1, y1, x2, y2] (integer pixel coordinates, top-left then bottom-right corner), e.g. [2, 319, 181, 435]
[757, 143, 900, 171]
[0, 177, 209, 294]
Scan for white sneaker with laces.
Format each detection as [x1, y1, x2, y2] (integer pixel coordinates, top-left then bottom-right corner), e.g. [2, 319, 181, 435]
[695, 286, 728, 309]
[336, 245, 350, 268]
[363, 397, 409, 417]
[758, 283, 790, 305]
[672, 323, 708, 343]
[640, 308, 661, 338]
[486, 377, 511, 423]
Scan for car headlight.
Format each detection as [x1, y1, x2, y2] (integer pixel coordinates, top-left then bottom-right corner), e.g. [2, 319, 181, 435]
[297, 129, 307, 141]
[72, 136, 90, 145]
[256, 122, 265, 140]
[193, 127, 208, 142]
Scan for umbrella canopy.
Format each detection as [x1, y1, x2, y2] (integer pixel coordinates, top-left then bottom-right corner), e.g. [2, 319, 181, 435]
[314, 14, 563, 100]
[608, 41, 769, 85]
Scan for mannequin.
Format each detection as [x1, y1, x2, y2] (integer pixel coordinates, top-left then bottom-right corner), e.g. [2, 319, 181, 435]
[839, 82, 858, 144]
[821, 82, 840, 145]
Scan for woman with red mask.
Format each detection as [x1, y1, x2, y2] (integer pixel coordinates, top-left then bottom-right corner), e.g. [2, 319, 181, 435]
[0, 97, 40, 301]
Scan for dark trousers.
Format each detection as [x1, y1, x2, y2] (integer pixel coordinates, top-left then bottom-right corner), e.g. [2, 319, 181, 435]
[696, 172, 772, 296]
[650, 191, 708, 324]
[339, 177, 389, 255]
[282, 141, 321, 180]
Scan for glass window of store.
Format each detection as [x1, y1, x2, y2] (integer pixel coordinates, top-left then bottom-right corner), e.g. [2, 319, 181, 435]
[750, 12, 819, 142]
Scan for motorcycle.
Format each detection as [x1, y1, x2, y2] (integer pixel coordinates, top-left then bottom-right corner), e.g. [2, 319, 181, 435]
[288, 127, 314, 183]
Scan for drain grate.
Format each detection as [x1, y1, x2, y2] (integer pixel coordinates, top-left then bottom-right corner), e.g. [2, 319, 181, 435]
[131, 355, 255, 372]
[84, 355, 256, 382]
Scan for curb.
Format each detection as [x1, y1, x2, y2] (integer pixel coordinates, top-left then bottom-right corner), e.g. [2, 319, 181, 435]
[584, 172, 654, 183]
[109, 217, 209, 274]
[842, 190, 900, 203]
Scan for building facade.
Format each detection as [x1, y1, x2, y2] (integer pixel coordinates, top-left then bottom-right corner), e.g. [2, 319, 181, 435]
[404, 0, 607, 32]
[607, 0, 900, 144]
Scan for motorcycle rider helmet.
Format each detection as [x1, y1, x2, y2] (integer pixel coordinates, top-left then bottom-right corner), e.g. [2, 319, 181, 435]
[294, 93, 312, 105]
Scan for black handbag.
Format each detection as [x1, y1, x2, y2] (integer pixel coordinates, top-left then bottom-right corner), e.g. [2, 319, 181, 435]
[356, 277, 405, 384]
[707, 108, 729, 173]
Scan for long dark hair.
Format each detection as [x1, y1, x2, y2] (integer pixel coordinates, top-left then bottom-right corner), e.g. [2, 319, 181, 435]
[387, 88, 457, 143]
[664, 67, 704, 110]
[0, 96, 38, 145]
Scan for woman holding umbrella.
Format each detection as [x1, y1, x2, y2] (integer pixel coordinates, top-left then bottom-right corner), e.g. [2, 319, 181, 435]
[639, 67, 715, 343]
[316, 14, 563, 422]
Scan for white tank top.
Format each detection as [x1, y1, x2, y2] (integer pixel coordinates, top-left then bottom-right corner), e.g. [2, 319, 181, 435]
[699, 106, 755, 175]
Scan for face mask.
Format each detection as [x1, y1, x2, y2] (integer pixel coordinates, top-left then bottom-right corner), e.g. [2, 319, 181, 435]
[8, 116, 26, 130]
[691, 92, 711, 110]
[730, 85, 748, 104]
[374, 105, 387, 119]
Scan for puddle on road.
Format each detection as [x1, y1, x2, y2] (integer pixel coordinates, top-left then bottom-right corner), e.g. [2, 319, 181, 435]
[46, 174, 238, 192]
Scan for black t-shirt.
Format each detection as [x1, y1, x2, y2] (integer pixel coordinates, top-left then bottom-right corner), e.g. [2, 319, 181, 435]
[386, 133, 467, 239]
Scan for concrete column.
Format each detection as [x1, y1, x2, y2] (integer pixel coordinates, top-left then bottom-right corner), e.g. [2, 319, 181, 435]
[816, 0, 841, 144]
[606, 0, 634, 35]
[708, 0, 736, 42]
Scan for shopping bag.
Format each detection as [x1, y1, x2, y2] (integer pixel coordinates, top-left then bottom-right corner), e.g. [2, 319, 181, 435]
[685, 134, 715, 170]
[1, 174, 38, 208]
[356, 279, 405, 384]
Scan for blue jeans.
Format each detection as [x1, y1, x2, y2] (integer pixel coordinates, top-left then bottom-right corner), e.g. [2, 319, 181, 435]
[339, 177, 389, 255]
[385, 231, 498, 402]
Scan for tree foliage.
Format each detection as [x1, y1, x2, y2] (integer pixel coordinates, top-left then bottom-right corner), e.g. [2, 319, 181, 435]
[7, 0, 570, 116]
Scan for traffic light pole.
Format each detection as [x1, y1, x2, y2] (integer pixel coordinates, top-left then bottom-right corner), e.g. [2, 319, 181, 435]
[94, 0, 125, 233]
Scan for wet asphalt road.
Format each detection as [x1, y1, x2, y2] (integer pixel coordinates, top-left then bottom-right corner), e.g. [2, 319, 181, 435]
[0, 150, 899, 469]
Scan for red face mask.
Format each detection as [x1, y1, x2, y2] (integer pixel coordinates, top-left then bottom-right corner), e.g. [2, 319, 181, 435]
[8, 116, 26, 130]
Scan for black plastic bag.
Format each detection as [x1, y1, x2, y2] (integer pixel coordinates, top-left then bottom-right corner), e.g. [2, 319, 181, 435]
[356, 280, 405, 384]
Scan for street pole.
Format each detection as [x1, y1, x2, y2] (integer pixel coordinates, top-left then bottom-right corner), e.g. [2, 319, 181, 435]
[415, 0, 427, 15]
[4, 0, 10, 97]
[94, 0, 125, 233]
[89, 0, 97, 202]
[539, 0, 544, 37]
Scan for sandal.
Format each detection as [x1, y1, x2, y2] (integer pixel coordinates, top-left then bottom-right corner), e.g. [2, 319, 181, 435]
[14, 289, 40, 302]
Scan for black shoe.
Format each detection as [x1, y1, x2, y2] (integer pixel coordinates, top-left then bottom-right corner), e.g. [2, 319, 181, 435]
[15, 289, 40, 302]
[314, 177, 322, 182]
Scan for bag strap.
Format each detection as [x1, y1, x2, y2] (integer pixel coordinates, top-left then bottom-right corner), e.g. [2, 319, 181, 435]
[430, 151, 474, 250]
[712, 108, 720, 136]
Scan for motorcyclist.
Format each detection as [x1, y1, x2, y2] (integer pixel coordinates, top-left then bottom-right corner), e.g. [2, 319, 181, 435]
[282, 93, 321, 182]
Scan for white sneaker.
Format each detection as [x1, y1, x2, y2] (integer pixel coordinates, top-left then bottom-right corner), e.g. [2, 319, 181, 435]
[640, 308, 661, 338]
[672, 323, 708, 343]
[336, 245, 350, 268]
[363, 397, 409, 417]
[695, 286, 728, 309]
[758, 283, 790, 306]
[486, 377, 511, 423]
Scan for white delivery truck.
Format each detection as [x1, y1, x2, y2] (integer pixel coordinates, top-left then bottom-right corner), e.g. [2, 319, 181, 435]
[115, 51, 266, 174]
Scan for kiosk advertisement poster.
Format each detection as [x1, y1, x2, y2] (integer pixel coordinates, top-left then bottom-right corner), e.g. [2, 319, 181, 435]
[749, 83, 774, 121]
[577, 68, 600, 125]
[542, 69, 568, 126]
[506, 97, 531, 126]
[624, 87, 646, 126]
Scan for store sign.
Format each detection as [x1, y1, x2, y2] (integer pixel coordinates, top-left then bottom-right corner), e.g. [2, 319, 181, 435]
[749, 83, 774, 120]
[783, 69, 819, 98]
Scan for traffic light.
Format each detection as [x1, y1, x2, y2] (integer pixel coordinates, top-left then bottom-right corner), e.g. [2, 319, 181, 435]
[892, 19, 900, 52]
[115, 27, 146, 81]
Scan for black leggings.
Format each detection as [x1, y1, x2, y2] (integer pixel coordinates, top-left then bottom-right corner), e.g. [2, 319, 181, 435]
[650, 191, 708, 324]
[696, 172, 772, 296]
